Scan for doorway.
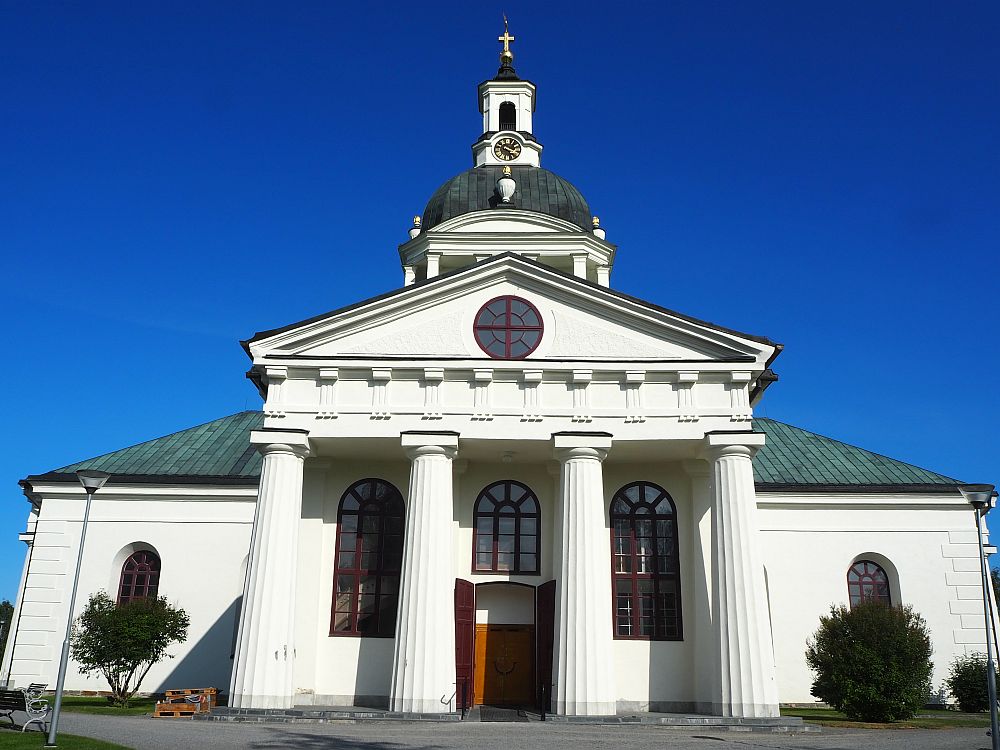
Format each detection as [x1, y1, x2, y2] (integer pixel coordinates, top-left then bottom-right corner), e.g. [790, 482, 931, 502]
[471, 583, 534, 708]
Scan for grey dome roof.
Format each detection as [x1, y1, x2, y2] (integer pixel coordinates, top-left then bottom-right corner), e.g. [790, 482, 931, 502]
[421, 165, 591, 231]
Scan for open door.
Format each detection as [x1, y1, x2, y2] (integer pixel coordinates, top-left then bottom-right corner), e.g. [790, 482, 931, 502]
[536, 579, 556, 712]
[455, 579, 475, 710]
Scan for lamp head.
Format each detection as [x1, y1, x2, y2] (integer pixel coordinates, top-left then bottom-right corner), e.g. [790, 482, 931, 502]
[76, 469, 110, 494]
[959, 483, 996, 512]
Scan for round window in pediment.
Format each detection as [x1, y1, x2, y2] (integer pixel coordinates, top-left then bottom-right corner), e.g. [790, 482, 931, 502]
[473, 295, 543, 359]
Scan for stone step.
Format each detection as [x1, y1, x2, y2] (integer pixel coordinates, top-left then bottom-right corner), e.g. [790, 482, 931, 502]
[196, 707, 818, 732]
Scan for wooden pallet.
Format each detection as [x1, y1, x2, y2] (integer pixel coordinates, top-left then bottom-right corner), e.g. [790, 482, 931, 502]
[153, 703, 199, 718]
[154, 687, 219, 718]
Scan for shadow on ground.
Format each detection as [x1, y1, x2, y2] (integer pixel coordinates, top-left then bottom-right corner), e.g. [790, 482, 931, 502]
[249, 727, 446, 750]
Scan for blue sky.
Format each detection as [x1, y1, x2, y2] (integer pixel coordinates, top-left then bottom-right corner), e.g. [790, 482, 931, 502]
[1, 2, 998, 601]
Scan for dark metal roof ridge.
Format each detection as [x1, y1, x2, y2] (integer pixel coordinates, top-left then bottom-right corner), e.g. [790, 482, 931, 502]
[755, 482, 963, 494]
[478, 76, 537, 89]
[241, 253, 782, 355]
[20, 473, 260, 488]
[260, 355, 759, 363]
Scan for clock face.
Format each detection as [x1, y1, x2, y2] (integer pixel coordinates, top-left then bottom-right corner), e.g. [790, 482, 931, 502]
[493, 137, 521, 161]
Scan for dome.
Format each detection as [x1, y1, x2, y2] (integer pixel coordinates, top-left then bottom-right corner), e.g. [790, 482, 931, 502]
[421, 165, 591, 231]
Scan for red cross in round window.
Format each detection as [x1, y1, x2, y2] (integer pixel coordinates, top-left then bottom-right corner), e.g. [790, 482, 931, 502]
[473, 295, 543, 359]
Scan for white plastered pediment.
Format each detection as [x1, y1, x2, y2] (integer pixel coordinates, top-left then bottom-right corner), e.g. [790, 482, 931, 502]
[246, 256, 775, 364]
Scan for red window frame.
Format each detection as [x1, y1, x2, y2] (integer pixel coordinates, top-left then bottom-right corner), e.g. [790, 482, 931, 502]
[473, 295, 543, 359]
[610, 481, 682, 641]
[847, 560, 891, 607]
[330, 478, 405, 638]
[117, 550, 161, 604]
[472, 480, 540, 575]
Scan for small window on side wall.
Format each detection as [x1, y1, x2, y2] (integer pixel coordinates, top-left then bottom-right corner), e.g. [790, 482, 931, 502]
[847, 559, 891, 607]
[118, 550, 161, 604]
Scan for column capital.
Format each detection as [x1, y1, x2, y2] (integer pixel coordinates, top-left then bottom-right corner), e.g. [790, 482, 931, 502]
[552, 431, 612, 463]
[400, 431, 459, 460]
[700, 431, 765, 460]
[251, 428, 311, 458]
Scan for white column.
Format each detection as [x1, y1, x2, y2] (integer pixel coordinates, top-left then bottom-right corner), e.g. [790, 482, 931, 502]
[552, 432, 616, 716]
[230, 430, 310, 709]
[702, 432, 779, 718]
[390, 432, 458, 713]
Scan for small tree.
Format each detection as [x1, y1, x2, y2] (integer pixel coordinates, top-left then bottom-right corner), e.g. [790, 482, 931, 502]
[805, 601, 933, 722]
[71, 591, 189, 707]
[946, 653, 998, 713]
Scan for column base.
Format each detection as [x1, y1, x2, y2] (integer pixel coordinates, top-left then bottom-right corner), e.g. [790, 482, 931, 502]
[391, 697, 452, 714]
[229, 693, 294, 710]
[700, 700, 780, 718]
[553, 699, 617, 717]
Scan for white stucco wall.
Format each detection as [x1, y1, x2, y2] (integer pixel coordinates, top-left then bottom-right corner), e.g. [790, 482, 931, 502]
[3, 486, 255, 693]
[758, 494, 995, 704]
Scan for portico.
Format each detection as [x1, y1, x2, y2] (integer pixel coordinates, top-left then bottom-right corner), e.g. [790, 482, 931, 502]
[226, 421, 780, 718]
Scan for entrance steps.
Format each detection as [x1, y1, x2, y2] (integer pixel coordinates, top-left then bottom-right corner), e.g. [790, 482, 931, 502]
[197, 706, 817, 732]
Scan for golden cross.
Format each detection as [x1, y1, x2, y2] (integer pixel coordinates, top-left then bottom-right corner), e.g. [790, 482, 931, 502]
[498, 15, 515, 54]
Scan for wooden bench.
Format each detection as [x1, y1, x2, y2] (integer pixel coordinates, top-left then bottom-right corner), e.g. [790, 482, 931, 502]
[0, 688, 50, 733]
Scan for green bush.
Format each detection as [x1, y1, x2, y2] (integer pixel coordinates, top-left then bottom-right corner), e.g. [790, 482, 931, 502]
[71, 591, 189, 707]
[946, 652, 998, 713]
[805, 601, 933, 722]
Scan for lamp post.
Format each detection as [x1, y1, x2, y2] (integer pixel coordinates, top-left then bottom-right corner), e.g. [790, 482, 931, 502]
[961, 483, 999, 750]
[45, 469, 109, 748]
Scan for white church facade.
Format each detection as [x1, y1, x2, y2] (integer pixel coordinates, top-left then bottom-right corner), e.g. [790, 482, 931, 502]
[3, 32, 997, 718]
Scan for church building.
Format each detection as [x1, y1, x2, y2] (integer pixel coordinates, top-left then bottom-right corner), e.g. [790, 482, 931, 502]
[3, 29, 996, 718]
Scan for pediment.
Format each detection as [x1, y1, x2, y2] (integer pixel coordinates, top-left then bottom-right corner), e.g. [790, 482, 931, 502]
[245, 256, 776, 365]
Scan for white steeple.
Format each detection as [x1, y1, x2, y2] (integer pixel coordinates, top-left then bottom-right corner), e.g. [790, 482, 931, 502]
[471, 18, 542, 168]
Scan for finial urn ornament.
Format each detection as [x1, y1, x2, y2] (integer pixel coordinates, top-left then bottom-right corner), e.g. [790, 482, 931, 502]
[496, 166, 516, 203]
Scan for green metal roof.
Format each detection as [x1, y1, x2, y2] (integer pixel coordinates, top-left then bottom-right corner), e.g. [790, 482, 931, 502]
[753, 418, 960, 490]
[25, 411, 265, 485]
[23, 411, 961, 492]
[421, 165, 592, 231]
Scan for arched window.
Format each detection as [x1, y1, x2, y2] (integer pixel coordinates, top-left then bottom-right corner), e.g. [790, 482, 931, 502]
[498, 102, 516, 131]
[847, 559, 891, 607]
[331, 478, 405, 637]
[473, 480, 539, 574]
[117, 550, 160, 604]
[610, 482, 682, 640]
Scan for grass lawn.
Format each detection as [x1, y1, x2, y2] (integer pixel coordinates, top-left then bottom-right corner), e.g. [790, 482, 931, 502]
[56, 696, 157, 716]
[782, 706, 993, 729]
[0, 729, 132, 749]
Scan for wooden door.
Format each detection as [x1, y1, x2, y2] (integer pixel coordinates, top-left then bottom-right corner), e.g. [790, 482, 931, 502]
[454, 579, 475, 710]
[535, 580, 556, 711]
[473, 625, 535, 706]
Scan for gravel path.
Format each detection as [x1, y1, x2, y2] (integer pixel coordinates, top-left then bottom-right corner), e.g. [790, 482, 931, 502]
[50, 712, 993, 750]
